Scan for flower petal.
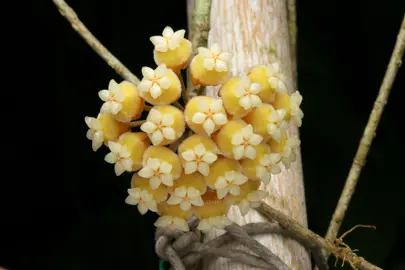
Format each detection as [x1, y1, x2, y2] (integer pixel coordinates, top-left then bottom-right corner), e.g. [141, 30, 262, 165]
[151, 130, 164, 145]
[210, 43, 221, 54]
[216, 187, 229, 199]
[149, 176, 161, 189]
[98, 90, 110, 101]
[161, 114, 174, 126]
[108, 141, 122, 153]
[215, 177, 227, 189]
[270, 164, 282, 174]
[173, 218, 189, 232]
[154, 216, 172, 227]
[184, 161, 198, 174]
[187, 187, 200, 198]
[140, 121, 158, 133]
[138, 79, 153, 92]
[197, 219, 211, 231]
[229, 185, 240, 196]
[150, 36, 166, 47]
[210, 99, 223, 112]
[114, 163, 125, 176]
[155, 64, 168, 78]
[245, 146, 256, 159]
[125, 195, 139, 205]
[198, 47, 212, 58]
[239, 96, 252, 110]
[159, 162, 172, 174]
[219, 52, 232, 61]
[232, 133, 244, 145]
[162, 26, 174, 37]
[158, 77, 172, 89]
[203, 119, 215, 135]
[202, 152, 217, 164]
[86, 129, 94, 140]
[162, 127, 175, 140]
[181, 150, 196, 161]
[234, 173, 248, 185]
[141, 67, 155, 80]
[197, 99, 210, 112]
[175, 186, 187, 198]
[197, 162, 210, 176]
[110, 102, 122, 115]
[160, 174, 173, 186]
[260, 171, 272, 185]
[192, 112, 207, 124]
[92, 133, 103, 151]
[234, 85, 245, 97]
[180, 200, 192, 211]
[239, 199, 251, 216]
[167, 195, 182, 205]
[104, 152, 117, 164]
[241, 125, 253, 139]
[213, 113, 227, 125]
[194, 144, 206, 156]
[215, 60, 227, 72]
[233, 145, 245, 160]
[145, 200, 157, 212]
[203, 58, 215, 70]
[120, 159, 133, 171]
[256, 165, 266, 178]
[250, 83, 261, 94]
[146, 158, 160, 169]
[150, 84, 162, 99]
[137, 203, 148, 215]
[138, 167, 154, 178]
[248, 134, 263, 145]
[250, 95, 262, 108]
[85, 117, 101, 130]
[190, 196, 204, 207]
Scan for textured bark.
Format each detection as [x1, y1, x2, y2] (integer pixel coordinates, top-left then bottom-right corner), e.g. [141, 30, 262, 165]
[199, 0, 311, 269]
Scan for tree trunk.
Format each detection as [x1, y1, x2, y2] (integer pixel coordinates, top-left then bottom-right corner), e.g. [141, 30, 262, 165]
[188, 0, 311, 269]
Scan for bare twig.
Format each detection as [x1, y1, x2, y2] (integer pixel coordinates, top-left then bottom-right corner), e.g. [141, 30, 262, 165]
[287, 0, 297, 84]
[186, 0, 212, 97]
[178, 72, 189, 104]
[52, 0, 140, 85]
[257, 203, 382, 270]
[173, 101, 185, 111]
[129, 120, 146, 128]
[325, 14, 405, 256]
[144, 104, 153, 111]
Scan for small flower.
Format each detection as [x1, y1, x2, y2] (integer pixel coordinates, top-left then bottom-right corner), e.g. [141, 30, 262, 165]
[167, 186, 204, 211]
[104, 141, 133, 176]
[154, 216, 189, 232]
[181, 143, 217, 176]
[256, 153, 282, 184]
[289, 92, 304, 127]
[85, 116, 104, 151]
[138, 158, 174, 189]
[234, 76, 262, 110]
[267, 109, 288, 143]
[266, 62, 288, 93]
[141, 109, 175, 145]
[231, 125, 263, 160]
[190, 98, 228, 135]
[130, 174, 168, 203]
[150, 26, 186, 52]
[98, 79, 125, 115]
[269, 133, 301, 169]
[197, 216, 232, 232]
[198, 43, 232, 72]
[238, 190, 269, 215]
[215, 171, 248, 199]
[125, 188, 157, 215]
[138, 64, 172, 99]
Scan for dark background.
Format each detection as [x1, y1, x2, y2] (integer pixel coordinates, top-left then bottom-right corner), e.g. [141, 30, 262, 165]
[1, 0, 404, 269]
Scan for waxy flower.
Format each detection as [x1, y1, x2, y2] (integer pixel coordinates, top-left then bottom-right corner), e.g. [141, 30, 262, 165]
[140, 105, 185, 146]
[189, 43, 232, 86]
[225, 180, 268, 215]
[268, 132, 301, 169]
[155, 203, 193, 232]
[138, 64, 181, 105]
[104, 132, 150, 175]
[244, 103, 288, 142]
[139, 146, 182, 189]
[125, 188, 157, 215]
[85, 113, 129, 151]
[184, 96, 228, 136]
[240, 144, 281, 184]
[151, 26, 192, 72]
[130, 174, 168, 203]
[273, 91, 304, 127]
[193, 190, 232, 232]
[214, 120, 263, 160]
[219, 75, 262, 117]
[98, 80, 144, 123]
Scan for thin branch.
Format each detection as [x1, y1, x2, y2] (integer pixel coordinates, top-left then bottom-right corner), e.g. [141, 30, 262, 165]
[287, 0, 297, 85]
[257, 203, 382, 270]
[324, 14, 405, 255]
[52, 0, 140, 85]
[173, 101, 185, 111]
[186, 0, 212, 98]
[144, 104, 153, 111]
[178, 72, 189, 104]
[130, 120, 146, 127]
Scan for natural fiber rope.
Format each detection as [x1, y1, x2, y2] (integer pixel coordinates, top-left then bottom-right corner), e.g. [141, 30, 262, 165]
[155, 215, 329, 270]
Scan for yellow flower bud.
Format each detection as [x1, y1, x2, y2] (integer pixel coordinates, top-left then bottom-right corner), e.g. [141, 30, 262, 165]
[243, 103, 288, 142]
[130, 174, 168, 203]
[85, 113, 129, 151]
[140, 105, 185, 146]
[178, 134, 218, 176]
[138, 146, 182, 189]
[219, 75, 263, 117]
[214, 120, 263, 160]
[189, 43, 232, 86]
[240, 143, 281, 184]
[138, 64, 181, 105]
[150, 26, 192, 73]
[184, 96, 228, 136]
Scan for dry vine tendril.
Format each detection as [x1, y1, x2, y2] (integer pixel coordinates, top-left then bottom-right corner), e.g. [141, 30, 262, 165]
[52, 0, 401, 269]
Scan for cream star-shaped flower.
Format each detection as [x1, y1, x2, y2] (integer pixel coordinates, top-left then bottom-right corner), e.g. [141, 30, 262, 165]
[214, 171, 248, 199]
[125, 188, 157, 215]
[267, 108, 288, 143]
[138, 64, 172, 99]
[234, 76, 262, 110]
[85, 116, 104, 151]
[231, 125, 263, 160]
[266, 62, 288, 93]
[104, 141, 133, 176]
[256, 153, 282, 184]
[98, 79, 125, 115]
[167, 186, 204, 211]
[154, 216, 189, 232]
[141, 109, 175, 145]
[191, 99, 228, 135]
[138, 158, 174, 189]
[197, 216, 232, 232]
[197, 43, 232, 72]
[281, 135, 301, 169]
[238, 190, 269, 215]
[150, 26, 186, 52]
[289, 92, 304, 127]
[181, 144, 217, 176]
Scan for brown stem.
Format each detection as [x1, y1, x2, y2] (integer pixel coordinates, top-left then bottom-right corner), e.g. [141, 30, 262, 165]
[129, 120, 146, 127]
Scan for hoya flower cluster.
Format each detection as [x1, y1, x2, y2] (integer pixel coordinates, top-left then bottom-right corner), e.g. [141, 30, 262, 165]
[84, 26, 304, 232]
